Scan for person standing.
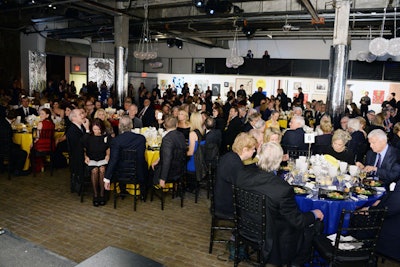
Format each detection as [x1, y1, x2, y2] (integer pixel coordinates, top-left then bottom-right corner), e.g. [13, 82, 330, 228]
[360, 91, 371, 117]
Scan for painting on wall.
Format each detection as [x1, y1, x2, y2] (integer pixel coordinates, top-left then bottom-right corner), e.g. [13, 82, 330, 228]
[88, 58, 114, 91]
[29, 51, 46, 95]
[235, 78, 253, 95]
[172, 76, 185, 94]
[315, 82, 327, 92]
[293, 82, 302, 91]
[195, 80, 209, 93]
[373, 90, 385, 104]
[224, 82, 229, 87]
[160, 79, 167, 89]
[212, 84, 221, 96]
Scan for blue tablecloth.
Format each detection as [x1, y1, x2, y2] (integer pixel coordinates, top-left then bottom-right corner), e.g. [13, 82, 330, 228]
[295, 194, 383, 234]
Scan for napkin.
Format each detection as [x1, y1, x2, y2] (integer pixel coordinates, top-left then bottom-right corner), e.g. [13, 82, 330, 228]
[327, 234, 363, 250]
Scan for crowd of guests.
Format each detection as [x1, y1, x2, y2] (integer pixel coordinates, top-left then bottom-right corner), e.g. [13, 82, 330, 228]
[1, 79, 400, 263]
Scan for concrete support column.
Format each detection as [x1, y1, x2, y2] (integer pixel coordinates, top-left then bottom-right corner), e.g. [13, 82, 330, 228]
[114, 15, 129, 107]
[327, 0, 351, 128]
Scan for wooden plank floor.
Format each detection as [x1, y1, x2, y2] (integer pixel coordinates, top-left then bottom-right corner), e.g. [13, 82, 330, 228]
[0, 168, 398, 267]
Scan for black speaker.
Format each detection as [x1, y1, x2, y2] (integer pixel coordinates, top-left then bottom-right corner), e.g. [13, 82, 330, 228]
[195, 63, 205, 73]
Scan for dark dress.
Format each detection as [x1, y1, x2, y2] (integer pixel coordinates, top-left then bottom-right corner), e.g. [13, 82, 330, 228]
[323, 146, 355, 164]
[177, 126, 190, 143]
[82, 134, 110, 170]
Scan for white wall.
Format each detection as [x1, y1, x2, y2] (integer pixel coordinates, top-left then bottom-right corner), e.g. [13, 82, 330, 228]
[129, 72, 400, 113]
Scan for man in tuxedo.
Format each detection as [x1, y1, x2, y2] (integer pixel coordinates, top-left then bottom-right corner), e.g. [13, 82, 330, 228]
[281, 115, 308, 151]
[16, 96, 38, 123]
[66, 109, 89, 192]
[356, 129, 400, 191]
[0, 110, 29, 176]
[151, 116, 186, 187]
[104, 116, 147, 196]
[138, 99, 156, 127]
[128, 103, 143, 128]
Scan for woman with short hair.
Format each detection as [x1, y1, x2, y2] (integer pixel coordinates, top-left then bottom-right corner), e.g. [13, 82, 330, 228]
[324, 129, 355, 164]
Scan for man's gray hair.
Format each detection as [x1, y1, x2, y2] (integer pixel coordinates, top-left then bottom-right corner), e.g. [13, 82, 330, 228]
[368, 129, 387, 142]
[119, 115, 133, 134]
[292, 115, 305, 127]
[347, 118, 361, 132]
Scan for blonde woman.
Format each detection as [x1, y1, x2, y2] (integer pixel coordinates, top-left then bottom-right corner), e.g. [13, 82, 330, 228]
[264, 127, 282, 143]
[325, 129, 355, 164]
[177, 109, 191, 141]
[94, 108, 115, 137]
[264, 110, 280, 131]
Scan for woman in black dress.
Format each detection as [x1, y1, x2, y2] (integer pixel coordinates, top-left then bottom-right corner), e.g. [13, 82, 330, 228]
[82, 119, 110, 206]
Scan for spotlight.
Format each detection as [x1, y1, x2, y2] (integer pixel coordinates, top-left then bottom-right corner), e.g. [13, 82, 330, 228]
[175, 39, 183, 49]
[193, 0, 205, 8]
[205, 0, 232, 15]
[242, 27, 256, 38]
[167, 38, 175, 48]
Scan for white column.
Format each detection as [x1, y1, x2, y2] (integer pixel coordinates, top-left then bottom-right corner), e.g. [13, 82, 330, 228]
[114, 15, 129, 107]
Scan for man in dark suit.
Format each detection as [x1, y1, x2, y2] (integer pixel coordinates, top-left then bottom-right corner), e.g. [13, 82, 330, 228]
[104, 116, 147, 195]
[66, 109, 88, 192]
[138, 99, 156, 127]
[16, 96, 38, 123]
[222, 106, 243, 154]
[236, 142, 323, 266]
[356, 129, 400, 191]
[0, 110, 29, 176]
[281, 115, 308, 151]
[151, 116, 186, 187]
[128, 103, 143, 129]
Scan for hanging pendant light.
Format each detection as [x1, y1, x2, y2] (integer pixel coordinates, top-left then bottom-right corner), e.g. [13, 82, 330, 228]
[388, 6, 400, 56]
[226, 23, 244, 69]
[134, 1, 158, 60]
[369, 8, 389, 57]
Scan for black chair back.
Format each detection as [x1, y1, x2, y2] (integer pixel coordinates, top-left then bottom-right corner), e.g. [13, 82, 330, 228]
[114, 149, 138, 184]
[233, 186, 268, 266]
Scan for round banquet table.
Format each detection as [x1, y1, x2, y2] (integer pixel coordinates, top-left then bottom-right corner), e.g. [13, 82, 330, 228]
[13, 131, 64, 171]
[295, 194, 383, 234]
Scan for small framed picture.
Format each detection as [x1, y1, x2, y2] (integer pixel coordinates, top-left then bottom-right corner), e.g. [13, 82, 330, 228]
[224, 82, 229, 87]
[44, 103, 50, 109]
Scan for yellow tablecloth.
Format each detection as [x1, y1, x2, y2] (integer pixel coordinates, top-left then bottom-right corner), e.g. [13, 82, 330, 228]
[278, 119, 288, 129]
[145, 150, 160, 168]
[13, 131, 64, 171]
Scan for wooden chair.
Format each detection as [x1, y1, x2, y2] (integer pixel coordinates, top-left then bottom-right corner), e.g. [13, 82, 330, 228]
[312, 208, 387, 267]
[233, 186, 268, 267]
[31, 128, 55, 176]
[112, 149, 140, 211]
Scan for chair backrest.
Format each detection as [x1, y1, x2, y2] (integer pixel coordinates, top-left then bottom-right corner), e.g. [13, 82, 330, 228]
[233, 185, 267, 246]
[283, 145, 309, 159]
[33, 128, 55, 152]
[332, 208, 387, 263]
[114, 149, 138, 184]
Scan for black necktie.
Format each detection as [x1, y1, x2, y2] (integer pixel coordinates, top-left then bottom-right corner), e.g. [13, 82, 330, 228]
[375, 153, 381, 168]
[25, 108, 28, 116]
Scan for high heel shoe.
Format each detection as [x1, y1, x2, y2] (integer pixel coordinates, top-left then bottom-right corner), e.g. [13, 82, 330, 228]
[99, 196, 106, 206]
[93, 197, 99, 207]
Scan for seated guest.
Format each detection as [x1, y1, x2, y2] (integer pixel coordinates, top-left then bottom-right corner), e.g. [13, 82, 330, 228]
[94, 108, 115, 137]
[339, 115, 349, 130]
[281, 115, 308, 151]
[151, 116, 186, 187]
[103, 116, 147, 197]
[222, 106, 243, 153]
[127, 103, 143, 129]
[347, 118, 367, 162]
[243, 112, 261, 132]
[390, 122, 400, 150]
[368, 192, 400, 261]
[356, 129, 400, 191]
[32, 108, 55, 172]
[264, 110, 280, 131]
[312, 117, 333, 155]
[236, 142, 324, 266]
[82, 119, 110, 207]
[323, 129, 355, 164]
[0, 110, 29, 176]
[177, 109, 191, 142]
[264, 127, 282, 143]
[138, 99, 156, 127]
[214, 133, 258, 218]
[17, 96, 38, 123]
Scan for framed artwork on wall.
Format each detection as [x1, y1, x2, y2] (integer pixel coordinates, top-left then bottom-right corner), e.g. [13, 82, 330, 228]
[315, 82, 327, 92]
[224, 82, 229, 87]
[212, 84, 221, 96]
[235, 78, 253, 95]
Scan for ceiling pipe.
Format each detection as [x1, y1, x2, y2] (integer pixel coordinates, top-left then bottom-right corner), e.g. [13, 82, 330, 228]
[299, 0, 323, 23]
